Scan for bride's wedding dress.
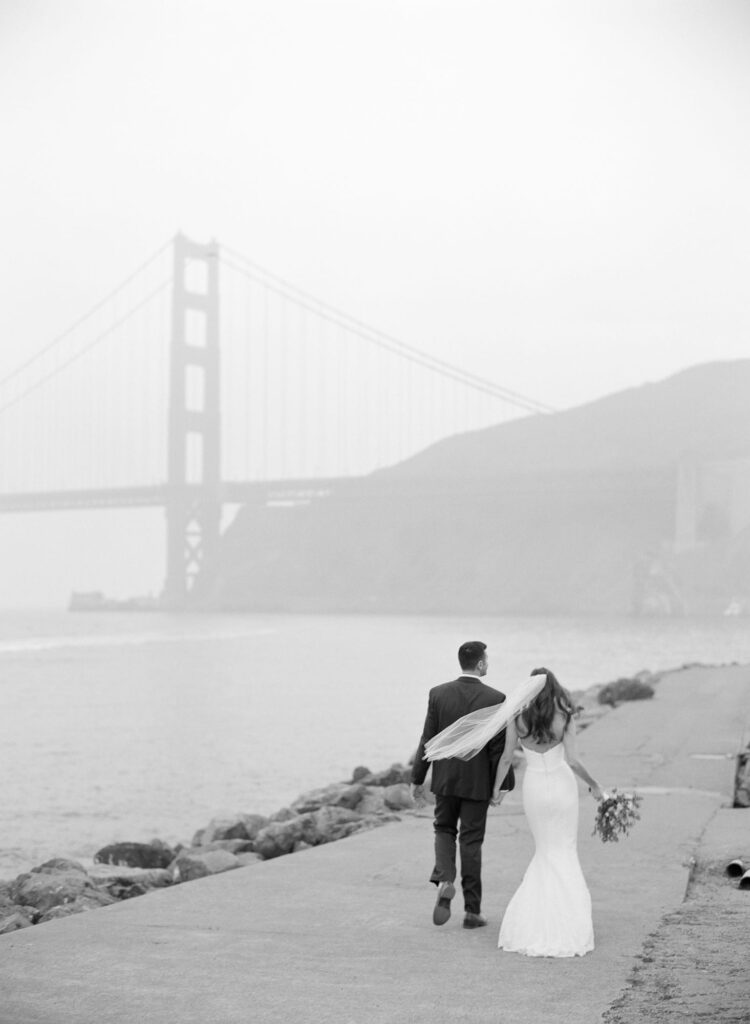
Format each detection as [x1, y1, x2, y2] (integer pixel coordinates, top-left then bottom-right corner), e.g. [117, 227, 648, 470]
[498, 742, 594, 957]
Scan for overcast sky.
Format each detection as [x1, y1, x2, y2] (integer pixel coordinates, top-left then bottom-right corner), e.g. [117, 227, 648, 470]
[2, 0, 749, 411]
[1, 0, 749, 606]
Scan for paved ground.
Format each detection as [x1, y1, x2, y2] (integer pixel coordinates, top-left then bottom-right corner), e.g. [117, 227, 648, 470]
[1, 664, 748, 1024]
[603, 809, 750, 1024]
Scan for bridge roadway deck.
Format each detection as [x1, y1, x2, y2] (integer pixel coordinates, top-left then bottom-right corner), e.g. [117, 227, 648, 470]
[1, 664, 748, 1024]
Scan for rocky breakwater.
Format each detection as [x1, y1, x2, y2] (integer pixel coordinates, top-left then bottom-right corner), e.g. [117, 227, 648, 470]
[0, 763, 414, 936]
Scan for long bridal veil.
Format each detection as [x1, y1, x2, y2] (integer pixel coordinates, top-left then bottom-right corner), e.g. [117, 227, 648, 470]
[423, 673, 547, 762]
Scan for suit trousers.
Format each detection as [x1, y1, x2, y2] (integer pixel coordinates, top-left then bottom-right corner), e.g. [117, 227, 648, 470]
[430, 794, 490, 915]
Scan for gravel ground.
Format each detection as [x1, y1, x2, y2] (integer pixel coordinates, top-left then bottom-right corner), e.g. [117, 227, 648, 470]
[603, 854, 750, 1023]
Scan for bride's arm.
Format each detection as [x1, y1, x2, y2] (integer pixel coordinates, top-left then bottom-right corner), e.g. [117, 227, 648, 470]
[562, 718, 604, 799]
[491, 718, 518, 804]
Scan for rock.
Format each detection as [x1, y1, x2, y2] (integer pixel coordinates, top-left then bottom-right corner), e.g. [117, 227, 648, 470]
[238, 814, 269, 839]
[36, 904, 84, 924]
[350, 765, 371, 782]
[169, 848, 240, 883]
[311, 806, 365, 844]
[92, 868, 173, 901]
[253, 807, 369, 860]
[235, 852, 264, 867]
[194, 813, 269, 846]
[34, 894, 117, 924]
[253, 814, 320, 860]
[269, 807, 295, 823]
[94, 841, 174, 869]
[292, 842, 313, 853]
[32, 858, 88, 875]
[105, 879, 149, 901]
[10, 869, 95, 914]
[356, 787, 387, 815]
[15, 880, 116, 922]
[382, 783, 415, 810]
[191, 839, 255, 855]
[291, 783, 367, 814]
[0, 911, 33, 934]
[356, 763, 410, 787]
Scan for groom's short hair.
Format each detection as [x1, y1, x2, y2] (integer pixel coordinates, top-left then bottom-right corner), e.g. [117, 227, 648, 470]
[458, 640, 486, 671]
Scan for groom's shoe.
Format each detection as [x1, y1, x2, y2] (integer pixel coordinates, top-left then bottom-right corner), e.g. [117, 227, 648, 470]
[432, 881, 455, 925]
[463, 912, 488, 929]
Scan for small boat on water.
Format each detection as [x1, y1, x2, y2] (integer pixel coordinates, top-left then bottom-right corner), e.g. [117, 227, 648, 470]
[68, 591, 160, 612]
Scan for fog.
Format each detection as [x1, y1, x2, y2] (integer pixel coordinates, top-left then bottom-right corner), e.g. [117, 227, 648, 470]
[0, 0, 749, 607]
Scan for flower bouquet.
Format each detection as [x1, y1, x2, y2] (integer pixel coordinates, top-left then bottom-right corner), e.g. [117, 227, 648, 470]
[593, 788, 642, 843]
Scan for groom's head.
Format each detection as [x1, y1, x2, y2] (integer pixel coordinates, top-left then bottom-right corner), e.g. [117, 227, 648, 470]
[458, 640, 488, 676]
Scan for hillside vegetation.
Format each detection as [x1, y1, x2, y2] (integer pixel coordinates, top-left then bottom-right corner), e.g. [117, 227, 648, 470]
[209, 360, 750, 614]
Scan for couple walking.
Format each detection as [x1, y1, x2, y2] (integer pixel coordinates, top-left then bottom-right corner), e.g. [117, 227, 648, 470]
[411, 640, 604, 957]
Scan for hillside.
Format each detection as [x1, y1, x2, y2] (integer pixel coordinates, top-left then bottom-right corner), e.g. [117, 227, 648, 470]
[208, 360, 750, 614]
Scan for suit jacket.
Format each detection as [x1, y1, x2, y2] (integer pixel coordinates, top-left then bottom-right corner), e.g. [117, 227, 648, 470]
[411, 676, 515, 801]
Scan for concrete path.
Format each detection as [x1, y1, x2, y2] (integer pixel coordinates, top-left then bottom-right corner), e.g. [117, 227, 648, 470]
[1, 664, 748, 1024]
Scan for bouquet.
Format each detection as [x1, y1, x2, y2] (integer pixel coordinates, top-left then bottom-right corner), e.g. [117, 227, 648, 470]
[593, 789, 642, 843]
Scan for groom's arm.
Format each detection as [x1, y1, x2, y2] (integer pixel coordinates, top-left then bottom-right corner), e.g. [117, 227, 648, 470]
[411, 690, 438, 787]
[488, 728, 515, 793]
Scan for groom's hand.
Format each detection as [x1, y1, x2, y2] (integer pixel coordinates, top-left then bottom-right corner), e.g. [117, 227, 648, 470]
[491, 789, 507, 807]
[411, 784, 426, 808]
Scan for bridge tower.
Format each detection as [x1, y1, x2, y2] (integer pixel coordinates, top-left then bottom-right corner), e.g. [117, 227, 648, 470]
[162, 233, 222, 606]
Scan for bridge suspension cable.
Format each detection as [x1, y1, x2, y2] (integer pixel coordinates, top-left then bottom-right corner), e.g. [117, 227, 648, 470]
[220, 244, 555, 415]
[0, 280, 171, 417]
[0, 237, 172, 394]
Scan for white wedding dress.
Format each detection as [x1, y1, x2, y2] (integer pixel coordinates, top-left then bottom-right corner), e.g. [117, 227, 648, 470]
[498, 742, 594, 957]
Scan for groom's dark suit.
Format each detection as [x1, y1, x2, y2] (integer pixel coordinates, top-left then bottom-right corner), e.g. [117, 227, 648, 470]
[412, 675, 514, 916]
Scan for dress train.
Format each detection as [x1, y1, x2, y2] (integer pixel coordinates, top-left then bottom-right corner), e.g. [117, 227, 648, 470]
[498, 744, 594, 957]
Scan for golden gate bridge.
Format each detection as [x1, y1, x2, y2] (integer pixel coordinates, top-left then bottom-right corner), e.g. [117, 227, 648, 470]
[0, 234, 553, 606]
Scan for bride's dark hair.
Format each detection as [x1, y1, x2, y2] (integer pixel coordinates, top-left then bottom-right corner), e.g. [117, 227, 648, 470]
[517, 667, 575, 744]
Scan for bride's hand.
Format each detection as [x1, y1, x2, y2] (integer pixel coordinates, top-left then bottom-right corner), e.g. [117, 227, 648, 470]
[588, 784, 605, 801]
[490, 789, 505, 806]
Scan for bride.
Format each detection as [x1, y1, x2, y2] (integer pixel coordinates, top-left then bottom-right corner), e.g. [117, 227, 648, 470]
[425, 667, 604, 958]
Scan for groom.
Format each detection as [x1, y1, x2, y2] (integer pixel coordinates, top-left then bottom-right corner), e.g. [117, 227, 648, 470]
[411, 640, 514, 929]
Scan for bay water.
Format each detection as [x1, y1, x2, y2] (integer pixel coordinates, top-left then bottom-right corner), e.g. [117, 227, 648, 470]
[1, 609, 749, 878]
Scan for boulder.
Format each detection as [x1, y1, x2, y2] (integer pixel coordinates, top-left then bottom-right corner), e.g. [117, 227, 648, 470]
[235, 852, 264, 867]
[92, 868, 173, 901]
[32, 858, 88, 875]
[191, 838, 255, 855]
[356, 763, 410, 787]
[382, 783, 415, 810]
[36, 904, 83, 924]
[0, 911, 33, 934]
[193, 813, 269, 846]
[94, 841, 174, 869]
[10, 868, 94, 914]
[291, 783, 367, 814]
[311, 806, 365, 844]
[269, 807, 296, 823]
[356, 787, 387, 815]
[253, 814, 320, 860]
[35, 893, 116, 925]
[170, 848, 240, 883]
[350, 765, 371, 782]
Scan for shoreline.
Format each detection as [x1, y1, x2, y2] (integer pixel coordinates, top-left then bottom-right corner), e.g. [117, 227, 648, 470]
[1, 666, 663, 930]
[2, 660, 745, 934]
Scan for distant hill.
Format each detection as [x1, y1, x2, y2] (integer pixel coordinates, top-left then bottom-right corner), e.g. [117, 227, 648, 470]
[208, 360, 750, 614]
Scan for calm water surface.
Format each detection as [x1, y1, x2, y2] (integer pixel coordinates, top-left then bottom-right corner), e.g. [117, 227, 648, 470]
[1, 609, 749, 877]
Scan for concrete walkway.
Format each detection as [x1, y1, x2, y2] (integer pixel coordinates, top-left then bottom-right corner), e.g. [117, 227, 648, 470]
[1, 665, 748, 1024]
